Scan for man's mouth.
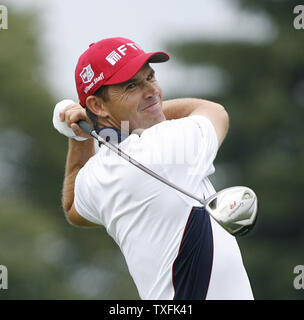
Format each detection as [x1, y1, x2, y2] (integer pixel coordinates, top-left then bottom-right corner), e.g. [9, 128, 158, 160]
[142, 102, 159, 111]
[140, 98, 160, 112]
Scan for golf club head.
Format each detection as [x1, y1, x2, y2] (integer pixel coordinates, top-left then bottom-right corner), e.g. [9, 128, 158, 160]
[205, 186, 258, 236]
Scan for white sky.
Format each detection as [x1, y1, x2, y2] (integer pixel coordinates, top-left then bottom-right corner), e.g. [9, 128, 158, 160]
[5, 0, 275, 99]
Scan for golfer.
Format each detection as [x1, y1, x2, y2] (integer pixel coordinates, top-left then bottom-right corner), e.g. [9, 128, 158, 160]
[58, 37, 253, 300]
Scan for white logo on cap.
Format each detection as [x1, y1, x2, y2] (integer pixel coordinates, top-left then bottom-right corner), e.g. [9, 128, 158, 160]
[106, 50, 122, 66]
[80, 64, 94, 83]
[105, 43, 141, 66]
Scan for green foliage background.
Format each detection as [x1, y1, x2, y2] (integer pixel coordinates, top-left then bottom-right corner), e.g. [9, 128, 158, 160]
[0, 1, 303, 299]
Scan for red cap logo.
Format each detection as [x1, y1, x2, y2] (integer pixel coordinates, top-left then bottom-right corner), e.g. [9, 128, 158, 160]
[80, 64, 94, 84]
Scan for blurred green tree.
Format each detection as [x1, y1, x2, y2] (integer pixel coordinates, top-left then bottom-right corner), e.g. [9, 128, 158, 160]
[166, 0, 304, 299]
[0, 9, 138, 299]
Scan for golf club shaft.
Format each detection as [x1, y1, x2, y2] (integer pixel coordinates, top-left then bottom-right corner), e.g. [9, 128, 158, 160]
[77, 120, 205, 205]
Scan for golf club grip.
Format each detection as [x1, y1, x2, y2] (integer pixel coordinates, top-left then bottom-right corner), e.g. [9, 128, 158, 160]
[77, 120, 93, 135]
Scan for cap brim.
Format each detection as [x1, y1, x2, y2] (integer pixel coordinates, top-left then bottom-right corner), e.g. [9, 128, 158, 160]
[104, 51, 169, 86]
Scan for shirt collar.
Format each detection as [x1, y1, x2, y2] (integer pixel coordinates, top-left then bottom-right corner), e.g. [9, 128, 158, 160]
[96, 126, 128, 146]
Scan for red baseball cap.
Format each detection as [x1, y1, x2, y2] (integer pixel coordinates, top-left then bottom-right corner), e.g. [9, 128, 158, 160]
[75, 37, 170, 106]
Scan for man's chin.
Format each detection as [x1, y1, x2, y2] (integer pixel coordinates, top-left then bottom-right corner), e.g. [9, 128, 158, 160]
[147, 111, 166, 128]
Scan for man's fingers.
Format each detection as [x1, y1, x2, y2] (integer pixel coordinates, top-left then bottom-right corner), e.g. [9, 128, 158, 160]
[59, 103, 77, 122]
[70, 123, 91, 139]
[61, 104, 87, 128]
[56, 101, 93, 138]
[53, 100, 90, 141]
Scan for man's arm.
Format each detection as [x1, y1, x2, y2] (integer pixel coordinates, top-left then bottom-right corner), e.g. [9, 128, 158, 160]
[62, 138, 99, 227]
[162, 98, 229, 148]
[60, 104, 100, 227]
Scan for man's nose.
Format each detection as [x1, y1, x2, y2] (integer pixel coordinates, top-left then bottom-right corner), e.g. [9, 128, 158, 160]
[143, 81, 158, 99]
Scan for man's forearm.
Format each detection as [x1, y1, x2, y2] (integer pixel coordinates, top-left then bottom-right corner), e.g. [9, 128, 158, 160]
[62, 138, 95, 214]
[162, 98, 222, 120]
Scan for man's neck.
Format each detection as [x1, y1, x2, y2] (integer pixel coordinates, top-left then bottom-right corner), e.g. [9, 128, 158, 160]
[99, 117, 121, 130]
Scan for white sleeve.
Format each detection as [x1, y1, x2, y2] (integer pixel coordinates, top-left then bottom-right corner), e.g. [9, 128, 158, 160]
[143, 115, 219, 196]
[74, 166, 103, 225]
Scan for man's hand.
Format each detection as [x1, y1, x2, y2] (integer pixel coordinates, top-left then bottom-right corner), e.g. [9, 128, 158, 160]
[53, 99, 92, 140]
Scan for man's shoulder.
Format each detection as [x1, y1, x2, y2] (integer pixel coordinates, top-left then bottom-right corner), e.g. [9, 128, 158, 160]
[138, 115, 211, 139]
[141, 117, 193, 136]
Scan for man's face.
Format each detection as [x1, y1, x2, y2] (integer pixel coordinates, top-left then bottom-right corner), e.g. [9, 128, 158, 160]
[102, 64, 166, 132]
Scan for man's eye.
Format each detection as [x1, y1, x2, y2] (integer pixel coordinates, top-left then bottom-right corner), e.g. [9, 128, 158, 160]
[126, 83, 136, 90]
[147, 73, 155, 81]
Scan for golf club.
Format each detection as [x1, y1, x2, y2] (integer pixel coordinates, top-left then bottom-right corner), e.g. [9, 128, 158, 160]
[77, 120, 258, 236]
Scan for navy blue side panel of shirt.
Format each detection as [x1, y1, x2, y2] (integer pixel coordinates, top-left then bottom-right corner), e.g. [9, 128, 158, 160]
[172, 206, 214, 300]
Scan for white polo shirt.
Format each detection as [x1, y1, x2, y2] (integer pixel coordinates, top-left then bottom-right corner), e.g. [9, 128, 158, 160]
[74, 115, 254, 300]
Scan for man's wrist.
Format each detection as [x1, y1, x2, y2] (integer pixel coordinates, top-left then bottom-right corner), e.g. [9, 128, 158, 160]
[67, 137, 95, 167]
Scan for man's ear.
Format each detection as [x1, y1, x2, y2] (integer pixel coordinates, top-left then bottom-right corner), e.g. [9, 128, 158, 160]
[85, 95, 109, 118]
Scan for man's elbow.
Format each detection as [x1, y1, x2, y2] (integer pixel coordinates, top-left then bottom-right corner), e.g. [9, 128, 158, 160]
[64, 205, 100, 228]
[215, 103, 229, 147]
[220, 104, 229, 134]
[64, 211, 78, 227]
[63, 208, 79, 227]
